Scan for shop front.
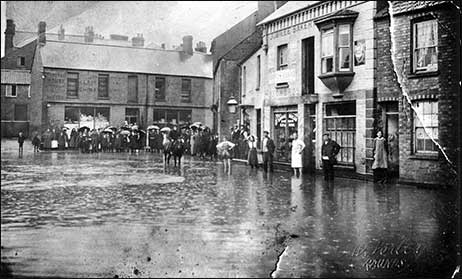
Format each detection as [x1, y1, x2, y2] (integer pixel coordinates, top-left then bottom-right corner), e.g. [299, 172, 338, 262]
[64, 106, 110, 134]
[152, 109, 192, 129]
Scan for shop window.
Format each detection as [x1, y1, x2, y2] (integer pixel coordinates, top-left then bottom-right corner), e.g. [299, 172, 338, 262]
[155, 77, 166, 101]
[153, 110, 166, 123]
[125, 108, 139, 125]
[413, 19, 438, 73]
[127, 75, 138, 103]
[94, 107, 110, 130]
[5, 85, 17, 97]
[273, 106, 298, 162]
[64, 107, 80, 124]
[98, 74, 109, 98]
[277, 44, 288, 70]
[14, 104, 27, 121]
[324, 102, 356, 165]
[179, 110, 192, 125]
[166, 110, 178, 125]
[181, 79, 191, 102]
[413, 100, 438, 154]
[64, 106, 110, 130]
[153, 109, 191, 128]
[66, 72, 79, 97]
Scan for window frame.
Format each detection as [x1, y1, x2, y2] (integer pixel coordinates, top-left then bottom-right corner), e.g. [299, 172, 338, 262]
[412, 100, 439, 155]
[66, 72, 79, 98]
[320, 23, 353, 74]
[155, 76, 166, 101]
[277, 44, 288, 70]
[412, 18, 438, 73]
[97, 74, 109, 99]
[5, 84, 17, 97]
[127, 75, 138, 103]
[180, 78, 192, 103]
[17, 56, 26, 67]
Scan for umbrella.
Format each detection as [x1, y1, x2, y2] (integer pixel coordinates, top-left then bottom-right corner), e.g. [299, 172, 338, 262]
[190, 122, 202, 128]
[216, 141, 235, 152]
[62, 127, 69, 130]
[137, 129, 146, 135]
[106, 126, 117, 131]
[131, 125, 139, 130]
[102, 128, 114, 134]
[147, 125, 160, 130]
[78, 126, 90, 132]
[160, 127, 171, 133]
[119, 130, 131, 135]
[120, 126, 131, 131]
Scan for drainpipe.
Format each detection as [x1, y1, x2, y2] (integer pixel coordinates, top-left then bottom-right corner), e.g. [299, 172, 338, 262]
[145, 74, 149, 148]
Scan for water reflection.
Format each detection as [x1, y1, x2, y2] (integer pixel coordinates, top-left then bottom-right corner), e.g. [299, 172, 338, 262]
[1, 150, 458, 278]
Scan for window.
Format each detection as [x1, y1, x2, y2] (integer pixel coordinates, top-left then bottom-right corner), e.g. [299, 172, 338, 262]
[324, 102, 356, 165]
[413, 100, 438, 154]
[127, 75, 138, 103]
[17, 56, 25, 66]
[155, 77, 166, 101]
[181, 79, 191, 102]
[256, 55, 261, 90]
[5, 85, 17, 97]
[67, 72, 79, 97]
[125, 108, 139, 125]
[321, 25, 353, 73]
[273, 106, 298, 162]
[153, 109, 192, 127]
[98, 74, 109, 98]
[302, 37, 315, 95]
[64, 106, 110, 130]
[338, 25, 351, 71]
[277, 44, 288, 70]
[14, 104, 27, 121]
[321, 29, 334, 73]
[413, 19, 438, 72]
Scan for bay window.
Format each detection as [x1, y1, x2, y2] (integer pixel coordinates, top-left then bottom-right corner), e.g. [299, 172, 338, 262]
[321, 29, 334, 73]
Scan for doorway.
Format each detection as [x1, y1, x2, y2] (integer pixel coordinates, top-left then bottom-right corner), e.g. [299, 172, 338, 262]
[383, 102, 399, 177]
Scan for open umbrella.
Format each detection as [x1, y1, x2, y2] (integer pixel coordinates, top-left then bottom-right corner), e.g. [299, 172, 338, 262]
[78, 126, 90, 132]
[106, 126, 117, 131]
[147, 125, 160, 130]
[137, 129, 146, 135]
[102, 128, 114, 134]
[160, 127, 171, 133]
[120, 126, 131, 131]
[190, 122, 202, 128]
[119, 130, 131, 135]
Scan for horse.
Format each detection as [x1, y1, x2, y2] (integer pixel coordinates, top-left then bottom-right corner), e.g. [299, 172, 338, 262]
[162, 133, 186, 167]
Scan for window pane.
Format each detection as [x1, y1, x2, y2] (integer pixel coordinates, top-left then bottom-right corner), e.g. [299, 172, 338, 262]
[67, 73, 79, 96]
[339, 47, 350, 69]
[322, 57, 333, 73]
[128, 76, 138, 102]
[166, 111, 178, 124]
[338, 25, 349, 46]
[155, 77, 166, 100]
[153, 110, 166, 123]
[179, 110, 192, 124]
[98, 74, 109, 98]
[322, 30, 333, 57]
[65, 107, 80, 124]
[95, 107, 110, 130]
[181, 79, 191, 102]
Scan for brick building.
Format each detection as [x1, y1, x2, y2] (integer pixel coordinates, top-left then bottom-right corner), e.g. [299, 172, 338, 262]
[243, 1, 378, 175]
[1, 21, 213, 136]
[374, 1, 460, 185]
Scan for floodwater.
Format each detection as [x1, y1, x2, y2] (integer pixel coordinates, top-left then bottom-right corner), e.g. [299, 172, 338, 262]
[1, 140, 459, 278]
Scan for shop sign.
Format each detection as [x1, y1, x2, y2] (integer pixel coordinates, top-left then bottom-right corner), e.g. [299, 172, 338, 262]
[268, 21, 314, 40]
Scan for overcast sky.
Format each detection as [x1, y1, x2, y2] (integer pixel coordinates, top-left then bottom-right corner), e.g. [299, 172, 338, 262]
[1, 1, 258, 57]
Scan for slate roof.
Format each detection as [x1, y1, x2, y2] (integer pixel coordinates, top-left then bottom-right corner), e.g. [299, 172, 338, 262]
[257, 1, 320, 25]
[40, 40, 213, 78]
[390, 1, 450, 15]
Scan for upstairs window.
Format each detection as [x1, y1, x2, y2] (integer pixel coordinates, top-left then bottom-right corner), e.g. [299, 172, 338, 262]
[277, 44, 288, 70]
[127, 75, 138, 103]
[98, 74, 109, 98]
[321, 29, 334, 73]
[17, 56, 25, 67]
[5, 85, 17, 97]
[338, 24, 351, 71]
[66, 72, 79, 97]
[413, 19, 438, 72]
[155, 77, 166, 101]
[181, 79, 191, 103]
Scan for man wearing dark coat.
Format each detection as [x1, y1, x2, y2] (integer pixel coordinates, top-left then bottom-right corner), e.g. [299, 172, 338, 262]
[321, 133, 341, 181]
[262, 131, 276, 172]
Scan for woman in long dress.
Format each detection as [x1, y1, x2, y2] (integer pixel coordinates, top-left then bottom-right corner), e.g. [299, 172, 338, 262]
[216, 136, 236, 175]
[372, 130, 388, 183]
[291, 132, 305, 177]
[247, 135, 258, 168]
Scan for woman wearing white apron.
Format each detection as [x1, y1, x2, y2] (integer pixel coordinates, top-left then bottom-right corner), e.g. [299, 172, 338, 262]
[291, 132, 305, 177]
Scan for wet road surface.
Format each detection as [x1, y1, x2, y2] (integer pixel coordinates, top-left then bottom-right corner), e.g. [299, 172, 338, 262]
[1, 140, 459, 278]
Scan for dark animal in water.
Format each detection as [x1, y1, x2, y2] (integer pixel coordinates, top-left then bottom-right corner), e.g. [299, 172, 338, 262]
[163, 138, 186, 167]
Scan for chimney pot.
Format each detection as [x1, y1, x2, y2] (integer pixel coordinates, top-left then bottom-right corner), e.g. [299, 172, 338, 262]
[131, 33, 145, 47]
[84, 26, 94, 43]
[58, 25, 65, 40]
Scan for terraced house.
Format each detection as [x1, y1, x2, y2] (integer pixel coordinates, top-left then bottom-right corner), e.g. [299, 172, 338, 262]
[1, 20, 213, 136]
[239, 0, 460, 185]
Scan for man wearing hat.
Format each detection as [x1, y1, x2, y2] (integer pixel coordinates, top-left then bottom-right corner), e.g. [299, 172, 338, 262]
[321, 133, 341, 181]
[262, 131, 275, 172]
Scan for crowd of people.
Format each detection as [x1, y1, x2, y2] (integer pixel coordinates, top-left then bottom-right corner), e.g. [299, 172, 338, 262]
[20, 122, 390, 182]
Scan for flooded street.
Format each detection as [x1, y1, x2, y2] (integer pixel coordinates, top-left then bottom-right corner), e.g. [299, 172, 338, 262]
[1, 140, 459, 278]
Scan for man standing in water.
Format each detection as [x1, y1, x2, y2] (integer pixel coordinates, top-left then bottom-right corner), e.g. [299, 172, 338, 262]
[321, 133, 340, 181]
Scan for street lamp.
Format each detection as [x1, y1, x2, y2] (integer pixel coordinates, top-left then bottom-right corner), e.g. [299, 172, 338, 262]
[227, 96, 238, 114]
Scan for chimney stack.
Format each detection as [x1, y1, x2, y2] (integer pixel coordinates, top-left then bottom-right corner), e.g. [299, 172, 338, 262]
[182, 35, 193, 55]
[131, 33, 144, 47]
[84, 26, 94, 43]
[194, 41, 207, 53]
[58, 25, 65, 40]
[38, 21, 46, 45]
[4, 19, 15, 54]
